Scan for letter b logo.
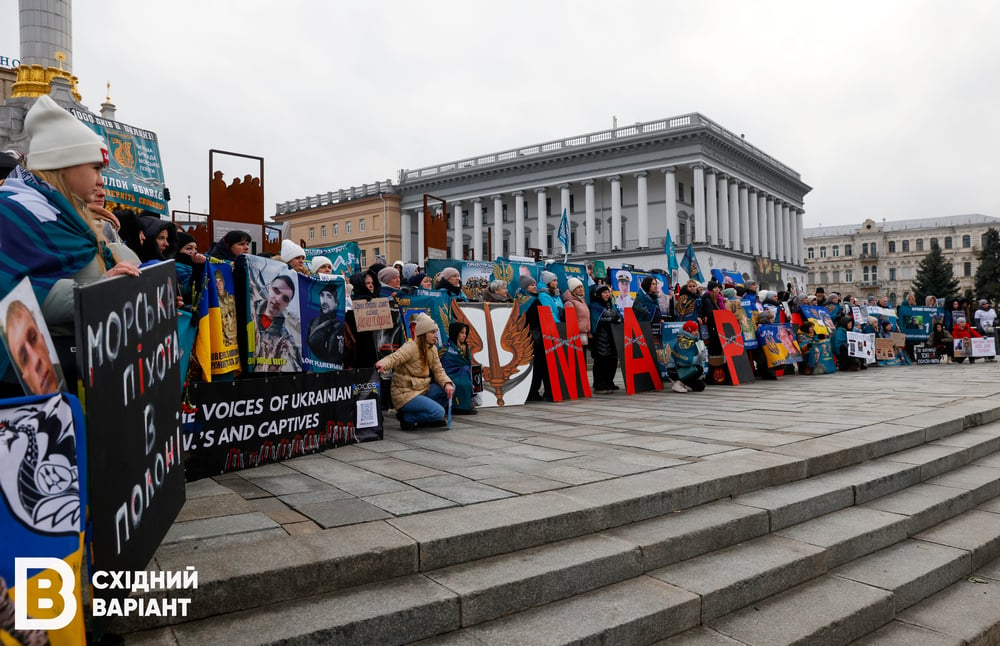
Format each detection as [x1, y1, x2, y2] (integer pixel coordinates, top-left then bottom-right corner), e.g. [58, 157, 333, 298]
[14, 557, 77, 630]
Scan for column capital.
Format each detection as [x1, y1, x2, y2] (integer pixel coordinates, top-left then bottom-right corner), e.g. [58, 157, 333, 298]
[734, 179, 746, 187]
[582, 178, 595, 186]
[747, 186, 758, 195]
[472, 196, 483, 204]
[704, 166, 717, 176]
[513, 190, 525, 197]
[661, 166, 676, 174]
[452, 200, 462, 207]
[557, 183, 570, 190]
[608, 175, 621, 183]
[717, 172, 729, 181]
[535, 187, 547, 194]
[691, 162, 707, 171]
[490, 194, 503, 201]
[633, 170, 648, 179]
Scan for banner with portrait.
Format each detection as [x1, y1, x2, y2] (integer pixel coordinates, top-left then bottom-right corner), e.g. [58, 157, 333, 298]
[757, 323, 802, 367]
[0, 393, 88, 645]
[799, 305, 834, 336]
[242, 255, 304, 373]
[609, 268, 653, 316]
[897, 305, 942, 341]
[711, 268, 745, 287]
[299, 274, 348, 372]
[181, 371, 381, 480]
[0, 277, 67, 396]
[194, 260, 242, 379]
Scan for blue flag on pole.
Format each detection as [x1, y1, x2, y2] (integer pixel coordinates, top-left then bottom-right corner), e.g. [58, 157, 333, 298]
[558, 207, 570, 260]
[681, 243, 705, 282]
[665, 230, 680, 275]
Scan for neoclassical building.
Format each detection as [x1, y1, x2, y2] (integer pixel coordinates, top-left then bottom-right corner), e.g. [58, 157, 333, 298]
[277, 114, 811, 287]
[802, 215, 1000, 304]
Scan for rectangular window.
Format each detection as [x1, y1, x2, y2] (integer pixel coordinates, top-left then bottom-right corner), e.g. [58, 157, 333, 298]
[845, 269, 852, 283]
[871, 242, 877, 255]
[333, 223, 339, 237]
[463, 210, 469, 227]
[360, 249, 366, 266]
[346, 221, 352, 234]
[309, 227, 315, 240]
[832, 270, 840, 283]
[863, 266, 869, 282]
[889, 268, 896, 281]
[833, 246, 839, 257]
[916, 239, 923, 251]
[569, 195, 575, 213]
[862, 243, 869, 255]
[373, 247, 379, 257]
[819, 271, 828, 284]
[888, 241, 896, 253]
[902, 240, 909, 252]
[965, 262, 972, 276]
[546, 197, 552, 216]
[502, 204, 508, 223]
[963, 235, 971, 248]
[360, 218, 366, 232]
[503, 238, 509, 255]
[944, 237, 952, 249]
[819, 247, 827, 258]
[807, 248, 815, 259]
[844, 244, 852, 256]
[678, 182, 685, 202]
[320, 225, 326, 238]
[808, 272, 816, 284]
[871, 266, 878, 281]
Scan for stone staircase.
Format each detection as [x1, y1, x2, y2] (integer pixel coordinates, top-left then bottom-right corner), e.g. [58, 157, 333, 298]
[123, 406, 1000, 645]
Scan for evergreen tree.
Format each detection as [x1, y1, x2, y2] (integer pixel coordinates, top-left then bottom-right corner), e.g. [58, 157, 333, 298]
[974, 228, 1000, 302]
[912, 239, 960, 304]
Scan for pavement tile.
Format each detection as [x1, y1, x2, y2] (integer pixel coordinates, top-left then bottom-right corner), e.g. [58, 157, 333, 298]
[297, 498, 393, 528]
[363, 489, 457, 515]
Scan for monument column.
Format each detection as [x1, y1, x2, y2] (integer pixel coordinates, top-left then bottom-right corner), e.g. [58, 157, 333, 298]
[400, 209, 411, 263]
[584, 180, 596, 253]
[705, 167, 718, 245]
[472, 198, 484, 261]
[514, 190, 526, 257]
[728, 177, 740, 251]
[452, 201, 463, 259]
[717, 173, 730, 248]
[492, 194, 503, 260]
[692, 164, 706, 244]
[610, 175, 622, 250]
[662, 166, 678, 238]
[635, 171, 649, 247]
[536, 188, 548, 255]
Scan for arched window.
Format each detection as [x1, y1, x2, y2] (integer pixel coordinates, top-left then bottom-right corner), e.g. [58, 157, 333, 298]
[819, 246, 827, 258]
[808, 247, 815, 259]
[963, 234, 971, 247]
[916, 239, 924, 251]
[902, 240, 909, 252]
[832, 245, 839, 257]
[944, 237, 952, 249]
[888, 241, 896, 253]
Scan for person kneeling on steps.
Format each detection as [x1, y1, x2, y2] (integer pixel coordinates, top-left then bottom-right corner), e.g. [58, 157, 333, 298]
[375, 313, 455, 430]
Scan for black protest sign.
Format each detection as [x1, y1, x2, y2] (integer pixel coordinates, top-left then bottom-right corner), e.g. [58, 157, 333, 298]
[181, 370, 381, 480]
[74, 261, 185, 574]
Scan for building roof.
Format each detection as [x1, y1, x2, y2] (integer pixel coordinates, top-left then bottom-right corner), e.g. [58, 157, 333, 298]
[803, 214, 1000, 239]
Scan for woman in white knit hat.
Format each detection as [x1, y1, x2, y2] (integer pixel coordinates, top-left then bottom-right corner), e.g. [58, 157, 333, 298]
[374, 313, 455, 430]
[280, 239, 310, 276]
[0, 95, 140, 386]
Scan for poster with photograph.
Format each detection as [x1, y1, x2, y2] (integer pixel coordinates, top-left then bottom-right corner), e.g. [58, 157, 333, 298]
[243, 255, 304, 372]
[847, 331, 876, 363]
[299, 274, 347, 372]
[0, 277, 67, 395]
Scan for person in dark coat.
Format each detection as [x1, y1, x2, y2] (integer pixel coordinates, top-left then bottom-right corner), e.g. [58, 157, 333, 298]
[521, 275, 553, 401]
[439, 321, 476, 413]
[589, 284, 621, 393]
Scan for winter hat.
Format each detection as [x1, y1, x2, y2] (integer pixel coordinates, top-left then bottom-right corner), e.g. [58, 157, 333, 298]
[439, 267, 460, 282]
[722, 287, 737, 299]
[401, 262, 418, 281]
[957, 317, 967, 325]
[408, 272, 427, 287]
[378, 267, 399, 285]
[176, 231, 196, 250]
[593, 284, 611, 298]
[567, 277, 583, 292]
[280, 239, 306, 263]
[25, 95, 109, 170]
[310, 255, 333, 274]
[412, 313, 438, 337]
[682, 321, 700, 334]
[519, 274, 536, 290]
[540, 270, 558, 286]
[979, 299, 989, 306]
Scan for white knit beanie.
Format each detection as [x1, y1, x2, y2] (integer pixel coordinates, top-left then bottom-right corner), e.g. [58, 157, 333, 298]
[280, 239, 306, 263]
[25, 95, 108, 170]
[567, 277, 583, 292]
[412, 313, 438, 337]
[309, 255, 333, 274]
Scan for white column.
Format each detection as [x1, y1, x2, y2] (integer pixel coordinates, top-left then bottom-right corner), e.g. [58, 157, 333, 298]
[452, 201, 462, 259]
[705, 168, 718, 245]
[635, 171, 649, 247]
[796, 209, 805, 265]
[781, 204, 792, 262]
[692, 164, 706, 243]
[748, 189, 759, 255]
[610, 175, 622, 250]
[728, 178, 740, 251]
[559, 183, 571, 254]
[767, 197, 781, 260]
[472, 198, 484, 261]
[584, 180, 596, 253]
[662, 166, 678, 238]
[400, 209, 411, 263]
[416, 208, 425, 263]
[717, 173, 730, 248]
[514, 190, 525, 257]
[536, 188, 547, 255]
[738, 183, 749, 253]
[491, 194, 503, 260]
[766, 198, 777, 259]
[774, 201, 784, 261]
[758, 193, 768, 258]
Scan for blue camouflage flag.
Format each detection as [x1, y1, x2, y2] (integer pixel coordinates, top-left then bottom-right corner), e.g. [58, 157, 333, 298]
[665, 229, 680, 275]
[557, 208, 570, 259]
[681, 243, 705, 282]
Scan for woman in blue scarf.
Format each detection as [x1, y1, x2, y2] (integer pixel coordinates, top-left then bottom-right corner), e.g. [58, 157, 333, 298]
[439, 321, 476, 414]
[0, 96, 140, 387]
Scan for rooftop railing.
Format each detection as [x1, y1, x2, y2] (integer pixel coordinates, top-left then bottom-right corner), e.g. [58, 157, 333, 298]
[275, 179, 394, 216]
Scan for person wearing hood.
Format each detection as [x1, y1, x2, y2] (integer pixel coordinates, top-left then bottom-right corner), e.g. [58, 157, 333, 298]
[0, 96, 141, 388]
[538, 270, 564, 323]
[671, 321, 706, 392]
[562, 277, 591, 349]
[378, 266, 401, 298]
[519, 274, 553, 401]
[310, 255, 333, 276]
[439, 321, 476, 414]
[172, 231, 206, 306]
[633, 276, 662, 325]
[207, 229, 252, 262]
[699, 279, 723, 353]
[824, 292, 843, 321]
[796, 320, 817, 375]
[833, 315, 863, 371]
[928, 319, 953, 363]
[349, 271, 376, 302]
[280, 239, 309, 276]
[436, 267, 466, 300]
[136, 212, 177, 264]
[374, 313, 455, 430]
[400, 262, 419, 283]
[589, 284, 621, 393]
[407, 272, 432, 290]
[676, 279, 701, 322]
[952, 316, 981, 363]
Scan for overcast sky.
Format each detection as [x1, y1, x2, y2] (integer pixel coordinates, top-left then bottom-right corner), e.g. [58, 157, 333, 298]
[4, 0, 999, 227]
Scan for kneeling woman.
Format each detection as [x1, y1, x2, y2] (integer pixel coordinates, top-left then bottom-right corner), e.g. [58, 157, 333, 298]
[375, 313, 455, 430]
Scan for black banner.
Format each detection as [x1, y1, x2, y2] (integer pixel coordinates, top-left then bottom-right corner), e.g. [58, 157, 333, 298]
[74, 262, 186, 574]
[181, 371, 383, 480]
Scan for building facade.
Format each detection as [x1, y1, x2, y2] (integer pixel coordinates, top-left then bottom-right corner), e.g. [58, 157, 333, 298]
[277, 114, 811, 288]
[273, 185, 402, 269]
[802, 214, 1000, 304]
